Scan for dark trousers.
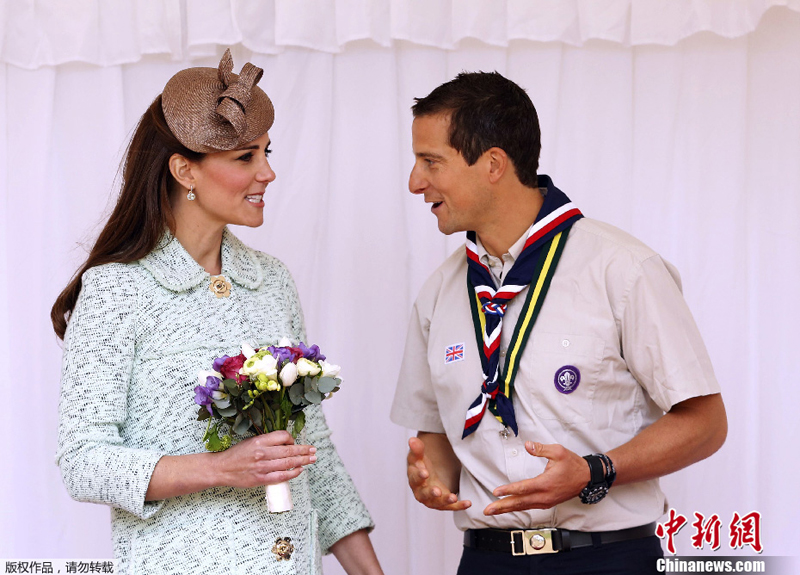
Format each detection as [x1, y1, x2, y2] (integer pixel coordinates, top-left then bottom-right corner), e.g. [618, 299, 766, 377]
[457, 535, 664, 575]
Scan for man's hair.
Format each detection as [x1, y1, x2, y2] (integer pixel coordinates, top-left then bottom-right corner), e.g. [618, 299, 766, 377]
[411, 71, 541, 188]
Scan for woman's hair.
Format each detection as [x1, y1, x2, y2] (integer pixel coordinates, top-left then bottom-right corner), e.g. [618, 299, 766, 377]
[51, 95, 204, 340]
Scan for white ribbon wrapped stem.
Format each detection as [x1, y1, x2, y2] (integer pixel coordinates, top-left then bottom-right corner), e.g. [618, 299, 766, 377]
[265, 481, 293, 513]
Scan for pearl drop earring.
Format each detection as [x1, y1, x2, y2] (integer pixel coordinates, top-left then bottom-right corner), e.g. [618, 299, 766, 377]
[187, 185, 196, 201]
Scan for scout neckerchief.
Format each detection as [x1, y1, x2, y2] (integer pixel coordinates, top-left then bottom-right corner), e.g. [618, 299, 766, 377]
[462, 175, 583, 438]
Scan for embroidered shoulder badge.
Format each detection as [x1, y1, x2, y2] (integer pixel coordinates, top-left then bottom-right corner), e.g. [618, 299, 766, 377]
[554, 365, 580, 394]
[445, 343, 465, 364]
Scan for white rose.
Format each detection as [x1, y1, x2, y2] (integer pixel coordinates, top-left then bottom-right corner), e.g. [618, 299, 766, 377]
[277, 336, 293, 347]
[319, 360, 341, 378]
[296, 357, 321, 377]
[241, 354, 278, 379]
[279, 362, 299, 387]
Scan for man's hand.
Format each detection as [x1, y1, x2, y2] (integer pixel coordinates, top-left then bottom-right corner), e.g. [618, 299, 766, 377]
[407, 435, 472, 511]
[483, 393, 728, 516]
[483, 441, 588, 516]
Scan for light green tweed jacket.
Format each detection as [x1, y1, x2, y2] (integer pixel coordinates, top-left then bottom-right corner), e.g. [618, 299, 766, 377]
[56, 229, 373, 574]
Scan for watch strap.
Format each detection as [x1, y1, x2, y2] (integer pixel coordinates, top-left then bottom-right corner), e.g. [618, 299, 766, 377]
[583, 454, 605, 485]
[580, 453, 615, 505]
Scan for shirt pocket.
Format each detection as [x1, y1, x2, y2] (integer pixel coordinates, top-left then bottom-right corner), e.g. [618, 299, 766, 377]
[520, 332, 605, 426]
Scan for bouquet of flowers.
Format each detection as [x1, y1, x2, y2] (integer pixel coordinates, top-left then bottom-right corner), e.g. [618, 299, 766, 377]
[193, 339, 342, 512]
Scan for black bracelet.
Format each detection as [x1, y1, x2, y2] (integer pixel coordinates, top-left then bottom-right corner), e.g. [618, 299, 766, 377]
[579, 453, 615, 504]
[596, 453, 616, 487]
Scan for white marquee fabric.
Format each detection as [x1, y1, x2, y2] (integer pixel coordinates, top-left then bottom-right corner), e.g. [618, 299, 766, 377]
[3, 0, 800, 68]
[1, 2, 799, 574]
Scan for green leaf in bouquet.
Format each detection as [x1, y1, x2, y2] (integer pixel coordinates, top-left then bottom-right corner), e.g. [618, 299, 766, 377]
[223, 378, 241, 396]
[202, 422, 229, 452]
[214, 396, 231, 409]
[304, 389, 323, 404]
[288, 382, 305, 405]
[303, 376, 317, 393]
[205, 433, 224, 452]
[197, 407, 211, 421]
[250, 407, 263, 431]
[317, 376, 338, 394]
[280, 393, 293, 416]
[232, 413, 251, 436]
[202, 421, 217, 443]
[262, 398, 275, 421]
[292, 412, 306, 437]
[216, 404, 237, 417]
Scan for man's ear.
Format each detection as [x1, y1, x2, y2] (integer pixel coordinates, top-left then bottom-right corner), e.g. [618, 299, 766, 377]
[169, 153, 196, 191]
[486, 147, 509, 184]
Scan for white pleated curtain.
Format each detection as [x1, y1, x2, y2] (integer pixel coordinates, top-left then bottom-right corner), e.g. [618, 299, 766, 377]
[5, 0, 800, 67]
[2, 1, 799, 573]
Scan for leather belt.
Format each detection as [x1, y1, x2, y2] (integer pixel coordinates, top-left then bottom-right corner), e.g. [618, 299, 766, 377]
[464, 523, 656, 556]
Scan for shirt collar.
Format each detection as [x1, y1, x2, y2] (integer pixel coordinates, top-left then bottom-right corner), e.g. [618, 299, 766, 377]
[476, 223, 531, 268]
[140, 227, 263, 292]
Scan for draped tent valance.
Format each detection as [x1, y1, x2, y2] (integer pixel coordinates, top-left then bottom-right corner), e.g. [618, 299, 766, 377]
[3, 2, 800, 571]
[3, 0, 800, 69]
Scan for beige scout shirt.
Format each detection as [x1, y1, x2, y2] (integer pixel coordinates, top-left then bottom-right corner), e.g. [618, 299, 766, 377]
[391, 217, 720, 532]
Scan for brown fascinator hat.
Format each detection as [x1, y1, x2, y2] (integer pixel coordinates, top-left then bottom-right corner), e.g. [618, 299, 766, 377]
[161, 49, 274, 153]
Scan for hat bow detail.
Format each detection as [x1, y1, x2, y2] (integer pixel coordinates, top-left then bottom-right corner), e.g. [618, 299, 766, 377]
[216, 50, 264, 137]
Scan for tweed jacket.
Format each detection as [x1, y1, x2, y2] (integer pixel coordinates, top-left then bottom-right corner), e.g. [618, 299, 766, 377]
[56, 229, 373, 575]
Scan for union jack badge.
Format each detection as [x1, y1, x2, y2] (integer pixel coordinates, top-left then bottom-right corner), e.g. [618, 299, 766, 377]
[445, 343, 465, 364]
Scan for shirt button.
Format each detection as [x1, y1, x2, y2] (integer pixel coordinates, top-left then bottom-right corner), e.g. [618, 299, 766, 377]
[510, 449, 518, 456]
[500, 349, 507, 357]
[562, 339, 570, 348]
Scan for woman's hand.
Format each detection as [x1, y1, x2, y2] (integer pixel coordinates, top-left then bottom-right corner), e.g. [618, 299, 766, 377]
[145, 431, 316, 501]
[212, 430, 317, 489]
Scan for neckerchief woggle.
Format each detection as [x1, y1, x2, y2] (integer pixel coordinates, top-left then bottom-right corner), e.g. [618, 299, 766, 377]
[462, 175, 583, 439]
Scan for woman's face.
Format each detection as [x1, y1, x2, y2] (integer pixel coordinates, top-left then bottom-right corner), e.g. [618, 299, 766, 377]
[187, 132, 275, 229]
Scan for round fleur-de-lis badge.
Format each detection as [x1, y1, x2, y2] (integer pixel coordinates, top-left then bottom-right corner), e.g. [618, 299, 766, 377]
[208, 275, 231, 298]
[554, 365, 580, 394]
[272, 537, 294, 561]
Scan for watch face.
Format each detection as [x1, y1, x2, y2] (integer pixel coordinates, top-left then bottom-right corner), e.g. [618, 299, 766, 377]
[580, 485, 609, 504]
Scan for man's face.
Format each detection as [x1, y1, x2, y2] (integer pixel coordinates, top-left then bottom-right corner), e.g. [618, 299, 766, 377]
[409, 114, 491, 235]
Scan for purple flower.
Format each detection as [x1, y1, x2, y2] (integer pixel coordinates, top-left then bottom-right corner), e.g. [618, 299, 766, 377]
[212, 355, 230, 373]
[194, 384, 214, 408]
[298, 342, 325, 362]
[194, 376, 221, 409]
[268, 346, 296, 366]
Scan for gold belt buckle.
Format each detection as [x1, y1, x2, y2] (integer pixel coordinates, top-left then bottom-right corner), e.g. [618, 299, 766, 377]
[510, 528, 557, 555]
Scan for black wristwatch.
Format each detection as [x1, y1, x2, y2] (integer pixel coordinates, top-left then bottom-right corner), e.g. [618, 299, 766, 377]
[579, 453, 616, 504]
